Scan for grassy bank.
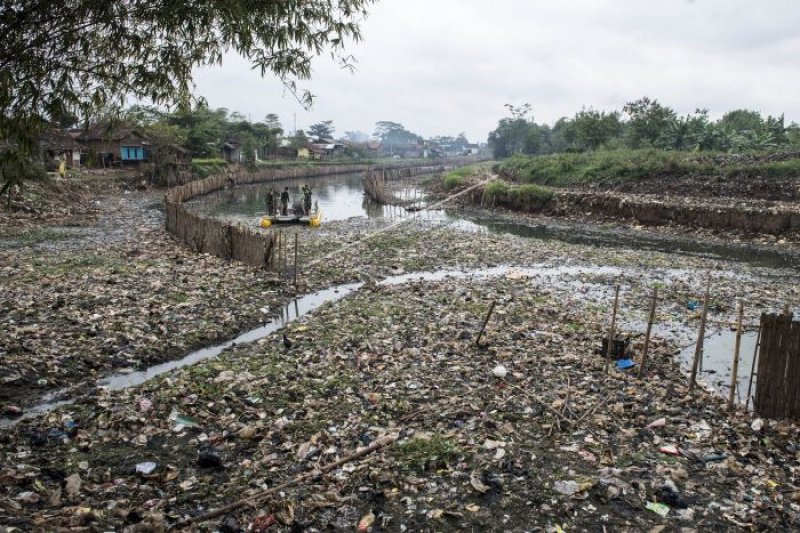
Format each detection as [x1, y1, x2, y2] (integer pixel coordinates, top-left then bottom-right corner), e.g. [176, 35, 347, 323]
[484, 180, 554, 210]
[496, 149, 800, 186]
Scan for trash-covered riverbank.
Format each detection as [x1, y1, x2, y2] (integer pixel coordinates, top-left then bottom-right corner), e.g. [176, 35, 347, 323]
[2, 176, 800, 530]
[0, 179, 293, 409]
[2, 270, 799, 531]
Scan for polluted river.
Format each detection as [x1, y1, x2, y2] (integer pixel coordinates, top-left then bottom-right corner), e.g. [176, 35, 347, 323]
[3, 172, 795, 427]
[5, 170, 800, 531]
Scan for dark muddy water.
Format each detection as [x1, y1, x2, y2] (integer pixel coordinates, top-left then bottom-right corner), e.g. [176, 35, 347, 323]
[187, 172, 799, 269]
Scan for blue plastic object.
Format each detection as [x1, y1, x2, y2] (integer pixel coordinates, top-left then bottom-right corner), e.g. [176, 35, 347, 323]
[616, 359, 636, 370]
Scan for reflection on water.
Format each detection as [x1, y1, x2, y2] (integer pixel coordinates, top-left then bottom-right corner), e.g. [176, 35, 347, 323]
[186, 173, 438, 225]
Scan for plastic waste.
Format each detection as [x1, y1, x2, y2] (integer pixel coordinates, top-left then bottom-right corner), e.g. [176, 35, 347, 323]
[553, 480, 580, 495]
[646, 501, 670, 517]
[616, 358, 635, 370]
[492, 364, 508, 378]
[135, 462, 157, 475]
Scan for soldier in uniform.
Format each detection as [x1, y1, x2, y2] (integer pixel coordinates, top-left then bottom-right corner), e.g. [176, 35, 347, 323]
[280, 187, 290, 216]
[303, 185, 313, 215]
[265, 188, 275, 216]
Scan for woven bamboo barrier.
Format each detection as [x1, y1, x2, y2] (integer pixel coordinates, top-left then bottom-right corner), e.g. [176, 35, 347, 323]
[755, 313, 800, 420]
[165, 160, 476, 269]
[362, 165, 450, 205]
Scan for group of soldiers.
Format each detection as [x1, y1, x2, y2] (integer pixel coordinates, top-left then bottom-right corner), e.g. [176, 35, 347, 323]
[265, 185, 313, 217]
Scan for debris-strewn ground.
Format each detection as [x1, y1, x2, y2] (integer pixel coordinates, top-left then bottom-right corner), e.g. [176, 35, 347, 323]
[2, 272, 799, 531]
[1, 175, 290, 407]
[1, 172, 799, 531]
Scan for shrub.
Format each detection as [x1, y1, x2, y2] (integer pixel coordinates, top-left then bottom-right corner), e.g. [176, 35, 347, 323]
[484, 179, 510, 198]
[443, 173, 466, 189]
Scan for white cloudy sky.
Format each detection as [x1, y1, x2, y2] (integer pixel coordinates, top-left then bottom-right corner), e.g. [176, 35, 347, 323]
[193, 0, 800, 143]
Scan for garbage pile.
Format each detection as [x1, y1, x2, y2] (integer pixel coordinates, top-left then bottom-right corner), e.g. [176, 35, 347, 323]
[2, 275, 798, 531]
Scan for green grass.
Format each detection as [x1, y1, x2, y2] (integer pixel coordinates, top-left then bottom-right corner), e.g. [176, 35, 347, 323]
[393, 435, 463, 471]
[0, 227, 71, 246]
[483, 180, 554, 211]
[496, 149, 800, 186]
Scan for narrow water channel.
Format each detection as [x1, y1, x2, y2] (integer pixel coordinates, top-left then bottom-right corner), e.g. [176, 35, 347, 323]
[0, 262, 772, 428]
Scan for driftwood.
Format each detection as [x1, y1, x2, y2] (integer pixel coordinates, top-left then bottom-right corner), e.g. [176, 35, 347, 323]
[174, 433, 399, 528]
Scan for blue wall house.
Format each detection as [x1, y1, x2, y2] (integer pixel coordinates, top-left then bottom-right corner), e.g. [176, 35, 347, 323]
[76, 125, 151, 167]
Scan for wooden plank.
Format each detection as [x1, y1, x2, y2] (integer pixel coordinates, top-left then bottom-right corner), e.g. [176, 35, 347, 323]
[788, 322, 800, 418]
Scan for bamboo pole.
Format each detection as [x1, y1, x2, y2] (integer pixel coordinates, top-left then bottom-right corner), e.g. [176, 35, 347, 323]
[293, 232, 299, 289]
[745, 326, 762, 411]
[689, 275, 712, 390]
[475, 301, 497, 347]
[728, 301, 744, 410]
[605, 285, 620, 373]
[637, 287, 658, 379]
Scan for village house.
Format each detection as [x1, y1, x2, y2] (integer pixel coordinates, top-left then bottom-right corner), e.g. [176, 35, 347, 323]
[221, 141, 242, 163]
[310, 141, 347, 160]
[75, 125, 151, 167]
[39, 128, 83, 169]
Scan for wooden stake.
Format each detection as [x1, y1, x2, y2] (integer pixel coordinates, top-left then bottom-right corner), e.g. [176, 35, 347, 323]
[293, 232, 299, 289]
[475, 300, 497, 347]
[745, 326, 762, 411]
[605, 285, 620, 373]
[277, 230, 282, 274]
[689, 275, 712, 390]
[637, 287, 658, 379]
[728, 301, 744, 410]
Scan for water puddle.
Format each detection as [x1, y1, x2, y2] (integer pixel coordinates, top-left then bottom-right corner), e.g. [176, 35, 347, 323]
[0, 283, 361, 428]
[680, 329, 760, 404]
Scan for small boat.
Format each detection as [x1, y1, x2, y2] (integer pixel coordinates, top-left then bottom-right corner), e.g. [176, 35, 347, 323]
[260, 209, 322, 228]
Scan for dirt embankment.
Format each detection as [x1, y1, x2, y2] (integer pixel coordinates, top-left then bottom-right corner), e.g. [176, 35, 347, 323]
[452, 167, 800, 239]
[580, 152, 800, 202]
[548, 192, 800, 237]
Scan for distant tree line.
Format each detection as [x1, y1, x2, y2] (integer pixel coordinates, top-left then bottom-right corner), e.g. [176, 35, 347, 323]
[123, 107, 476, 161]
[123, 105, 285, 161]
[488, 98, 799, 159]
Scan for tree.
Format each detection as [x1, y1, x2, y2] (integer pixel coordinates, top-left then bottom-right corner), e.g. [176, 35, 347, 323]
[656, 109, 710, 151]
[264, 114, 283, 131]
[569, 108, 622, 150]
[622, 97, 677, 148]
[0, 0, 375, 195]
[718, 109, 764, 135]
[487, 104, 541, 158]
[373, 122, 422, 149]
[308, 120, 335, 140]
[163, 105, 228, 157]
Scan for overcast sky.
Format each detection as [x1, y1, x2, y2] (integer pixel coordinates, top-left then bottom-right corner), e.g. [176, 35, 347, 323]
[193, 0, 800, 143]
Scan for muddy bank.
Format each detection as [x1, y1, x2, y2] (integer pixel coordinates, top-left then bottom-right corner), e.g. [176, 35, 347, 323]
[550, 190, 800, 237]
[452, 179, 800, 241]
